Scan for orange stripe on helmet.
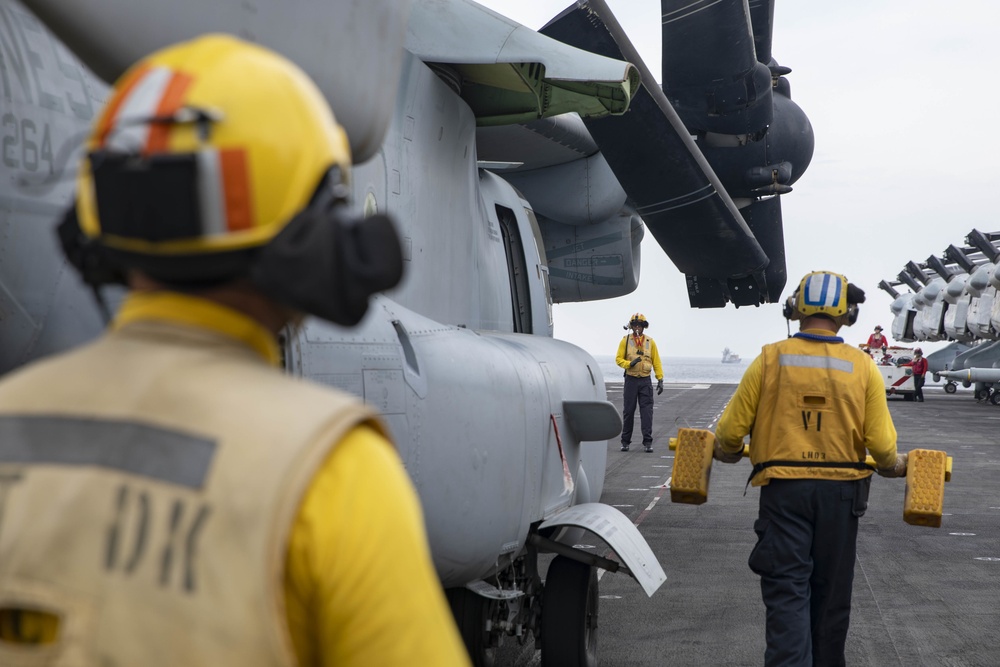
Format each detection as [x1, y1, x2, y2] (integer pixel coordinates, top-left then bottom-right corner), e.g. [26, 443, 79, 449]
[219, 148, 254, 231]
[144, 71, 194, 154]
[93, 63, 153, 148]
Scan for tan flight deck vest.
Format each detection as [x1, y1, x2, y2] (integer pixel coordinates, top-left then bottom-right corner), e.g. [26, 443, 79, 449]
[623, 335, 654, 378]
[0, 319, 378, 666]
[749, 336, 877, 486]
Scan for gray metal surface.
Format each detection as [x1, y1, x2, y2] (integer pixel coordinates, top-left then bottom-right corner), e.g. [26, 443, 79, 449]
[21, 0, 411, 162]
[501, 382, 1000, 666]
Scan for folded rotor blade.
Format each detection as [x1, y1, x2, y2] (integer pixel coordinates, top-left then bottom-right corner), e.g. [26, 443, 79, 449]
[540, 1, 770, 307]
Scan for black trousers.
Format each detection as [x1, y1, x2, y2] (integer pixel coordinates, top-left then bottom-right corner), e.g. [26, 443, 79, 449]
[621, 374, 653, 446]
[750, 479, 863, 667]
[913, 374, 925, 401]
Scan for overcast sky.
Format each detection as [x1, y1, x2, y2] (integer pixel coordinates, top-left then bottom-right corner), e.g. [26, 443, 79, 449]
[474, 0, 1000, 359]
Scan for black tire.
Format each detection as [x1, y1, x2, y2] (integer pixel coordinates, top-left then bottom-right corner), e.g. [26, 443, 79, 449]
[990, 391, 1000, 406]
[944, 382, 957, 395]
[541, 556, 598, 667]
[903, 393, 915, 402]
[446, 587, 495, 667]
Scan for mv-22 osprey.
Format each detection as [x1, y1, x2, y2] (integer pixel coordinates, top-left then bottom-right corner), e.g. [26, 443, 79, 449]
[0, 0, 814, 662]
[880, 230, 1000, 402]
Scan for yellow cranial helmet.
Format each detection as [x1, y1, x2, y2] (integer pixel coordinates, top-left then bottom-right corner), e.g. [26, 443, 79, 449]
[629, 312, 649, 328]
[76, 33, 351, 260]
[784, 271, 861, 327]
[793, 271, 848, 318]
[61, 34, 403, 326]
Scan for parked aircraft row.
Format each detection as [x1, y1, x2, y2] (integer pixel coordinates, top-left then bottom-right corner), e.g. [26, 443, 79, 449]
[1, 0, 815, 663]
[878, 229, 1000, 403]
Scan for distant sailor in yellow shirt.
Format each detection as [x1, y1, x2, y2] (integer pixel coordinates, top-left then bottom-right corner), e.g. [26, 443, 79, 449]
[0, 36, 468, 667]
[713, 271, 906, 667]
[615, 312, 664, 452]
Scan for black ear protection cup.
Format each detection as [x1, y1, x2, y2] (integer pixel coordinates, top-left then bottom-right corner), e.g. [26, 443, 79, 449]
[844, 282, 865, 327]
[846, 304, 859, 326]
[249, 186, 404, 326]
[57, 205, 126, 288]
[782, 295, 800, 321]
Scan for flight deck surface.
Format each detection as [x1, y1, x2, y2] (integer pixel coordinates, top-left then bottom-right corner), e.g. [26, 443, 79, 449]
[499, 383, 1000, 666]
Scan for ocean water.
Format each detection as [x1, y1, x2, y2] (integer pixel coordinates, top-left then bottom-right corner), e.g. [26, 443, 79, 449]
[595, 355, 748, 385]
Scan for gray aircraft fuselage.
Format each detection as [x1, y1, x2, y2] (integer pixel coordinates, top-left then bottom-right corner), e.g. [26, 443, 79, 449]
[1, 3, 670, 661]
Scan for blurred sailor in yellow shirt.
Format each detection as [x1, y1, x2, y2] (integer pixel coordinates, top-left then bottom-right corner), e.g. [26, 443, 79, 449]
[0, 35, 468, 667]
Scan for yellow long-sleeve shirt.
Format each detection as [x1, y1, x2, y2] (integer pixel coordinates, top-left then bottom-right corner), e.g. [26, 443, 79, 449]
[285, 424, 469, 666]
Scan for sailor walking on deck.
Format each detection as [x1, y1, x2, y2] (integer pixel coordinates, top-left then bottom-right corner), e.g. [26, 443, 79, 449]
[713, 271, 908, 667]
[616, 312, 664, 452]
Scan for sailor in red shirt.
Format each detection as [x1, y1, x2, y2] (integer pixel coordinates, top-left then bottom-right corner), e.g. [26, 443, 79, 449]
[910, 348, 929, 402]
[866, 325, 889, 353]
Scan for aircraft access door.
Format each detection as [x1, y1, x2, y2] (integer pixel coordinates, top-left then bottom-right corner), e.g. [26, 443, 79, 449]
[479, 170, 553, 337]
[496, 204, 532, 333]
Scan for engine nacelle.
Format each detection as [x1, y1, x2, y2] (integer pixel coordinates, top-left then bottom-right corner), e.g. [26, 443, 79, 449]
[540, 210, 642, 303]
[890, 293, 917, 342]
[913, 278, 948, 341]
[501, 151, 626, 226]
[943, 293, 975, 343]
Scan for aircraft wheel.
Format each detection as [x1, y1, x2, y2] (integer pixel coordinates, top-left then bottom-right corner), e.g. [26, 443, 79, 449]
[944, 382, 957, 395]
[903, 393, 915, 402]
[990, 391, 1000, 406]
[540, 556, 598, 667]
[446, 588, 496, 667]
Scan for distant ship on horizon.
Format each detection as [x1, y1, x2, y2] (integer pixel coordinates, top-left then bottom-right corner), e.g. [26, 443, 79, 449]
[721, 347, 741, 364]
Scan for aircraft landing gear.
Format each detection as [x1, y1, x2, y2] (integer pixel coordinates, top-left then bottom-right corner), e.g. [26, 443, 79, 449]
[944, 382, 957, 394]
[990, 391, 1000, 406]
[540, 556, 599, 667]
[446, 588, 496, 667]
[446, 553, 543, 666]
